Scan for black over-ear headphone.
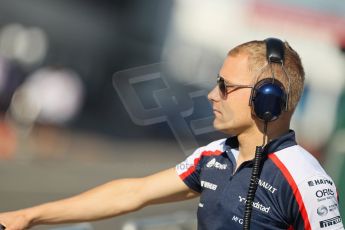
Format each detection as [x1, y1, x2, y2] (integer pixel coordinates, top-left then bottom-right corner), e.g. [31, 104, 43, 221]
[249, 38, 288, 122]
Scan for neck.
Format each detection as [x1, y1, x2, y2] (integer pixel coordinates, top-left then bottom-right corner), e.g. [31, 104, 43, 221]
[237, 122, 289, 161]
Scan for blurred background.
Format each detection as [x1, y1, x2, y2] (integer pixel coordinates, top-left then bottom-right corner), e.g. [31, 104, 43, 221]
[0, 0, 344, 229]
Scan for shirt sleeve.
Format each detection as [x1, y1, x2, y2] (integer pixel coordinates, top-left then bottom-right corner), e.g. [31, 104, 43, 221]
[175, 147, 206, 193]
[291, 175, 344, 230]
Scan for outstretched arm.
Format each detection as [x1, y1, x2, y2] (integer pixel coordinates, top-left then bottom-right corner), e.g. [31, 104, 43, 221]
[0, 167, 199, 230]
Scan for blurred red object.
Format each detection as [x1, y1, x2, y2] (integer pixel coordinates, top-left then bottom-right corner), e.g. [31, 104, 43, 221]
[0, 118, 16, 159]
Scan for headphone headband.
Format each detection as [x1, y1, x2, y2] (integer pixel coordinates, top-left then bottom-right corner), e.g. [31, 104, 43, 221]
[265, 38, 285, 64]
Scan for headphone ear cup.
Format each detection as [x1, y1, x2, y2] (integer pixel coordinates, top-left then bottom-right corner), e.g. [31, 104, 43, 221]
[251, 79, 286, 122]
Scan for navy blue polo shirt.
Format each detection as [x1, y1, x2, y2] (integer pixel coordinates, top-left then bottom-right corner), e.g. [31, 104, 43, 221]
[176, 131, 343, 230]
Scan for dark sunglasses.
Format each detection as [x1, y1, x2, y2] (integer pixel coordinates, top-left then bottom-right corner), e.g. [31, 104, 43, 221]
[217, 75, 253, 99]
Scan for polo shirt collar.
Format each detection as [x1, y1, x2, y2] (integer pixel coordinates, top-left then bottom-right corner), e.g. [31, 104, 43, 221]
[225, 129, 297, 158]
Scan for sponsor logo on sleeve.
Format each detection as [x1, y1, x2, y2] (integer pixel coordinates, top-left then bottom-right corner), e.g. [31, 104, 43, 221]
[319, 216, 342, 228]
[328, 203, 338, 212]
[317, 203, 339, 217]
[315, 189, 336, 202]
[308, 178, 333, 187]
[317, 205, 328, 216]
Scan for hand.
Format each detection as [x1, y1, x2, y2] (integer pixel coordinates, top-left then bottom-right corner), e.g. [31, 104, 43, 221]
[0, 211, 32, 230]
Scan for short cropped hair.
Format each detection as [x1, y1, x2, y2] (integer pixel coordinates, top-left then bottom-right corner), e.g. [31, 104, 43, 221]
[228, 40, 305, 112]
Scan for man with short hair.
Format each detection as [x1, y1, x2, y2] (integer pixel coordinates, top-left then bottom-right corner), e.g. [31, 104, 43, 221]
[0, 39, 343, 229]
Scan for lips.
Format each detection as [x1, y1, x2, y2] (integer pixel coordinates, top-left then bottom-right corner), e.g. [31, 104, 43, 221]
[213, 109, 222, 115]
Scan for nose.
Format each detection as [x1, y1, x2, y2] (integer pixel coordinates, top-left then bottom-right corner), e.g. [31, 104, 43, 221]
[208, 85, 220, 102]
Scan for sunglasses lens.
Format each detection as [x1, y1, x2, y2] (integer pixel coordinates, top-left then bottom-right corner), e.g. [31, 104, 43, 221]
[218, 77, 226, 98]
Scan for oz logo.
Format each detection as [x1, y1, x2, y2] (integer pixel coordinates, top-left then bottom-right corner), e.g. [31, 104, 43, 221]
[113, 63, 220, 155]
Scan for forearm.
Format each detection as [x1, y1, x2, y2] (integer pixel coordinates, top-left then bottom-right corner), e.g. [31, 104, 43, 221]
[24, 178, 145, 226]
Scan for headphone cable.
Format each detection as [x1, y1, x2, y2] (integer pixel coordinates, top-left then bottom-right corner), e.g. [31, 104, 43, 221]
[242, 122, 268, 230]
